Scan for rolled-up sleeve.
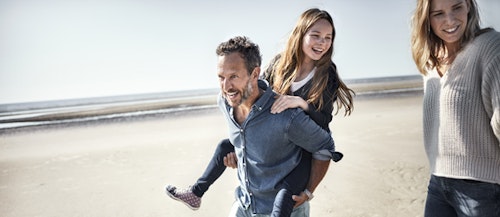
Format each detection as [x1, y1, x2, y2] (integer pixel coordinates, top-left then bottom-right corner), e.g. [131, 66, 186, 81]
[312, 150, 333, 161]
[287, 109, 335, 160]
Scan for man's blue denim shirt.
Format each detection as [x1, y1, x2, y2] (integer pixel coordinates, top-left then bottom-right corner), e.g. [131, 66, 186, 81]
[217, 80, 335, 214]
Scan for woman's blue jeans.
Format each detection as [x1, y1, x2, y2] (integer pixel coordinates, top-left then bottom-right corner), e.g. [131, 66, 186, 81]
[424, 175, 500, 217]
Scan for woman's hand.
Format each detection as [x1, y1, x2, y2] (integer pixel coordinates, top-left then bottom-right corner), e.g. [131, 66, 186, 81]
[271, 95, 308, 114]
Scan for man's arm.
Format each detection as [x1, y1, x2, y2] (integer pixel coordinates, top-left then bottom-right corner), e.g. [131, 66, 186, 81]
[286, 109, 336, 206]
[292, 159, 330, 207]
[224, 144, 333, 207]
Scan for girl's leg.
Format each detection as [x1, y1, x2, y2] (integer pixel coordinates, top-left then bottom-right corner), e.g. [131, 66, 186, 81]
[192, 138, 234, 197]
[165, 138, 234, 210]
[271, 150, 312, 217]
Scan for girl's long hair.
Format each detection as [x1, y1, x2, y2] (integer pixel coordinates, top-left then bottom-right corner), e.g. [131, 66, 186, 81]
[270, 8, 354, 116]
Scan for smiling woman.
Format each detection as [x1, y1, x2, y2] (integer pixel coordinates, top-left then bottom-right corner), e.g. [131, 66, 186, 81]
[429, 0, 472, 75]
[0, 0, 498, 105]
[410, 0, 500, 216]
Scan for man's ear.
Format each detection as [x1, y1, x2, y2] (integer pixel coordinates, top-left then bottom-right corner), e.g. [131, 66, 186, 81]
[251, 67, 260, 80]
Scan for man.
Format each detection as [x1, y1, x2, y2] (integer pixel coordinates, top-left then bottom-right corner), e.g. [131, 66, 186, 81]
[216, 36, 336, 217]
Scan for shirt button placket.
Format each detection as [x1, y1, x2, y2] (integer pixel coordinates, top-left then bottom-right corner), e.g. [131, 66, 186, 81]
[240, 127, 251, 200]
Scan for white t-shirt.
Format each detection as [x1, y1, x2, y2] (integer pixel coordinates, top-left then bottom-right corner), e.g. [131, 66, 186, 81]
[291, 67, 316, 92]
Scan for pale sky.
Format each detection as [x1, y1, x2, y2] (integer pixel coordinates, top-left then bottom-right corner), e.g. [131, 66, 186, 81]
[0, 0, 498, 104]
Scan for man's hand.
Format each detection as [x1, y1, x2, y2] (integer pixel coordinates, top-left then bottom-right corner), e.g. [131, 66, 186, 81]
[223, 152, 237, 168]
[292, 191, 309, 208]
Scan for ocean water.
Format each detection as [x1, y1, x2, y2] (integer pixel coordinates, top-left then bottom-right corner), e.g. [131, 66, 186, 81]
[1, 0, 499, 105]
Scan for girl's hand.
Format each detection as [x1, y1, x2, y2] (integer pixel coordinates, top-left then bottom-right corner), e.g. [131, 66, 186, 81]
[271, 95, 308, 114]
[223, 152, 237, 169]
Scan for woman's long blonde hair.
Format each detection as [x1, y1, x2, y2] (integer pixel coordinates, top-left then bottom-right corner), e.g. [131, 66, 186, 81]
[270, 8, 354, 116]
[410, 0, 484, 74]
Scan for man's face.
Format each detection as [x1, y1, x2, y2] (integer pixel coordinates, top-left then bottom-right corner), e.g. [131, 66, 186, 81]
[217, 52, 255, 108]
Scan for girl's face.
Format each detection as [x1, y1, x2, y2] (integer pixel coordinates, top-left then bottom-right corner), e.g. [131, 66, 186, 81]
[429, 0, 470, 51]
[302, 19, 333, 62]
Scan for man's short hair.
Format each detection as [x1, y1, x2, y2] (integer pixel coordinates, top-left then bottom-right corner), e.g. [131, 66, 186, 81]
[216, 36, 262, 75]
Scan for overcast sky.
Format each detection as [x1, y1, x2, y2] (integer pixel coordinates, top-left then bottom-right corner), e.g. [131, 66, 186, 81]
[1, 0, 498, 104]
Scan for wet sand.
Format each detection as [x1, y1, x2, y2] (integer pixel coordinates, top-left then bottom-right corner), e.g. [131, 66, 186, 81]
[0, 92, 428, 217]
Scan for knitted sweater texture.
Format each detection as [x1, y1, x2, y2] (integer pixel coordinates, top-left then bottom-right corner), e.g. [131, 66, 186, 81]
[422, 30, 500, 184]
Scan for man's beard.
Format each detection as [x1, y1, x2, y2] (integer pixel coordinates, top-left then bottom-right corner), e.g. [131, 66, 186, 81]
[225, 78, 253, 107]
[240, 79, 253, 104]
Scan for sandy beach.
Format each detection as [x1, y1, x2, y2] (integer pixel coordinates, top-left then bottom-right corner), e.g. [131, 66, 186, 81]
[0, 92, 428, 217]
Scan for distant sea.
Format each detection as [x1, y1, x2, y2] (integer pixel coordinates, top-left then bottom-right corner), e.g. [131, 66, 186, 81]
[0, 75, 424, 131]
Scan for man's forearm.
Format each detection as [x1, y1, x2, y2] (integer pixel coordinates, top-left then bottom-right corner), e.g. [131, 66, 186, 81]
[307, 159, 330, 193]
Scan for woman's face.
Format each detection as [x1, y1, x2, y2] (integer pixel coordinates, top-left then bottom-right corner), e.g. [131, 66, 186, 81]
[302, 18, 333, 62]
[429, 0, 470, 50]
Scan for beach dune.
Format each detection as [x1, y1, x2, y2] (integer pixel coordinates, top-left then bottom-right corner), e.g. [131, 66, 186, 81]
[0, 92, 428, 217]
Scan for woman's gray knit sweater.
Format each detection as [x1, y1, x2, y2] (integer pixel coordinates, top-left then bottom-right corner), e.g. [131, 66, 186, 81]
[422, 30, 500, 184]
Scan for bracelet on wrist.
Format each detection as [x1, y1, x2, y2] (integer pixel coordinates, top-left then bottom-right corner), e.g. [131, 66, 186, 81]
[304, 189, 314, 201]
